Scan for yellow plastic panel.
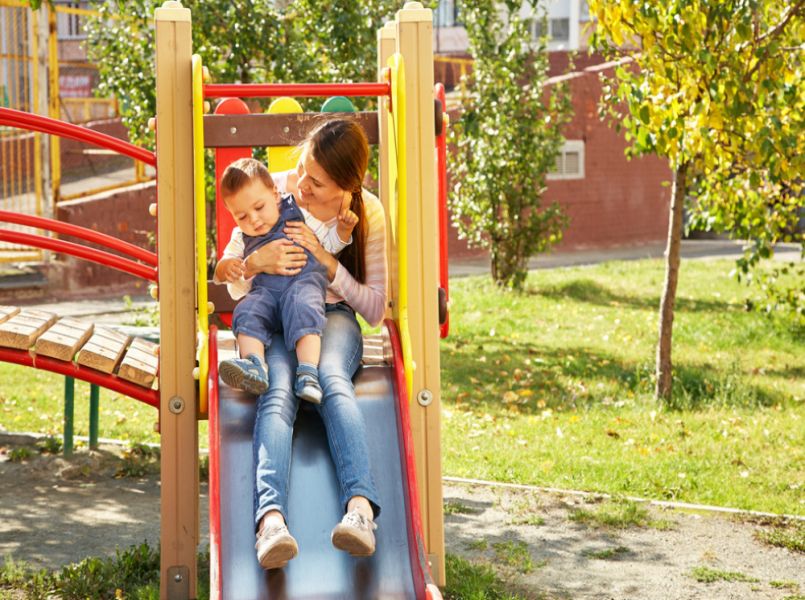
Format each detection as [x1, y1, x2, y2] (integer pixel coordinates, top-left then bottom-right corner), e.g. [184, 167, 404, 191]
[266, 97, 303, 173]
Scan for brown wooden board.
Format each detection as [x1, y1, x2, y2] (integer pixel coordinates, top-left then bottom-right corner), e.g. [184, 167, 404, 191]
[76, 328, 131, 374]
[0, 306, 20, 324]
[118, 337, 160, 388]
[203, 111, 379, 148]
[0, 310, 58, 350]
[34, 318, 94, 362]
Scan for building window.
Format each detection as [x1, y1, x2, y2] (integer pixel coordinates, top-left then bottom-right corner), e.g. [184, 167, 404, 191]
[547, 140, 585, 180]
[56, 2, 85, 40]
[435, 0, 460, 27]
[529, 17, 571, 44]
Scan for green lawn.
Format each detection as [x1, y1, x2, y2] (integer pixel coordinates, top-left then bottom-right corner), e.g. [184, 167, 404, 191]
[441, 258, 803, 515]
[1, 257, 802, 514]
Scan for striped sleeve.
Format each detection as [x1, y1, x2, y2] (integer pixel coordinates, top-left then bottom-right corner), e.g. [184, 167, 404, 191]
[327, 190, 388, 326]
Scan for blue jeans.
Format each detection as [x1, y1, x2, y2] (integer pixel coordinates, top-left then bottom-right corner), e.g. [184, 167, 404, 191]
[253, 303, 381, 529]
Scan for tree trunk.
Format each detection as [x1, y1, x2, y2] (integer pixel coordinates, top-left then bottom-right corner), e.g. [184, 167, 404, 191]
[655, 162, 688, 401]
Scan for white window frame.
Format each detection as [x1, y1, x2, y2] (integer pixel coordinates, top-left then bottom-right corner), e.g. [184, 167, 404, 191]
[547, 140, 585, 180]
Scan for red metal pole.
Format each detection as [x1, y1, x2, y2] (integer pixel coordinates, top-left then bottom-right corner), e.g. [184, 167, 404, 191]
[0, 229, 157, 281]
[0, 210, 157, 266]
[203, 82, 391, 99]
[0, 347, 159, 408]
[0, 107, 156, 166]
[435, 83, 450, 339]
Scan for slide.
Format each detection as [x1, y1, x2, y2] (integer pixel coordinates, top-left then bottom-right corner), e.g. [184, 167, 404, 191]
[209, 346, 435, 598]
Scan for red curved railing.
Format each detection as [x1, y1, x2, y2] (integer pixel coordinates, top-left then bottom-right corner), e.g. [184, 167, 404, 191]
[0, 210, 157, 267]
[0, 107, 156, 166]
[0, 229, 157, 281]
[204, 82, 390, 99]
[0, 347, 159, 407]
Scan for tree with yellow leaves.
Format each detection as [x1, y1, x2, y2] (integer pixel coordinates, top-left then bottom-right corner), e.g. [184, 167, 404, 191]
[589, 0, 804, 402]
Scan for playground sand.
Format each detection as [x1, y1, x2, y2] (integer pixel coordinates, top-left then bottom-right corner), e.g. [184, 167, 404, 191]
[1, 433, 803, 599]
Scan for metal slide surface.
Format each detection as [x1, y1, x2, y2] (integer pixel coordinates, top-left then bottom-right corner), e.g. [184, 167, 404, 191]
[217, 364, 422, 599]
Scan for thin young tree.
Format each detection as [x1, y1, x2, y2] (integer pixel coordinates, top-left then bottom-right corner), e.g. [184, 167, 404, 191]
[589, 0, 804, 401]
[450, 0, 573, 290]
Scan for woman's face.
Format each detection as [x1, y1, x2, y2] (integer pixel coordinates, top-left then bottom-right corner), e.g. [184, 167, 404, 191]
[296, 144, 349, 211]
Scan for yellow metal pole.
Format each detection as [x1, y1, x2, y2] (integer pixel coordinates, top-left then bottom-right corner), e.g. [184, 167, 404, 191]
[192, 54, 208, 417]
[31, 7, 42, 219]
[377, 22, 396, 322]
[47, 4, 60, 205]
[155, 2, 199, 598]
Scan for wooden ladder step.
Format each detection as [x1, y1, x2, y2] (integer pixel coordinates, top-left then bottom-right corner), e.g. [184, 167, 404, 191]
[0, 310, 58, 350]
[34, 318, 95, 362]
[118, 337, 160, 388]
[361, 333, 388, 365]
[76, 328, 132, 374]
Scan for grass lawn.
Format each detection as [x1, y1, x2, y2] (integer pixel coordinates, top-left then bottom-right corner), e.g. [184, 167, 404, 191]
[0, 257, 802, 515]
[442, 258, 803, 515]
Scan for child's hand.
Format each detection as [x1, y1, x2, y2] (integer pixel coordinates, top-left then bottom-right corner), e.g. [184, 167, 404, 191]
[336, 207, 359, 241]
[221, 258, 246, 282]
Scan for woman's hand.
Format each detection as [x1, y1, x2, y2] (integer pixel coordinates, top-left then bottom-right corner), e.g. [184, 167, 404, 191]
[284, 220, 339, 280]
[244, 238, 307, 278]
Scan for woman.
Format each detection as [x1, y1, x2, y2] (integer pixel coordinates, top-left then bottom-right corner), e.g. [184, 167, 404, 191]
[242, 119, 387, 570]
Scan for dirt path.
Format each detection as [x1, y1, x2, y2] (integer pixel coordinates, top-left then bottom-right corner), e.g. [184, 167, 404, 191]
[1, 433, 802, 599]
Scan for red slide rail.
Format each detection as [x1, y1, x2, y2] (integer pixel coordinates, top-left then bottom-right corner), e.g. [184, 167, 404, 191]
[385, 319, 441, 599]
[204, 82, 391, 99]
[208, 326, 223, 600]
[0, 107, 156, 167]
[0, 347, 159, 407]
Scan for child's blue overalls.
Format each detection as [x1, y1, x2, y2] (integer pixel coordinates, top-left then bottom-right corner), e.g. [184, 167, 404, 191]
[232, 193, 328, 351]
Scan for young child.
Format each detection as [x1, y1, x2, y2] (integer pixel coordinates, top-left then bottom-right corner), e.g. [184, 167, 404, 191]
[214, 158, 358, 403]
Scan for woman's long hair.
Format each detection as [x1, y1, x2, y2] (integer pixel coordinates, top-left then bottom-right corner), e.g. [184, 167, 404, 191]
[306, 119, 369, 283]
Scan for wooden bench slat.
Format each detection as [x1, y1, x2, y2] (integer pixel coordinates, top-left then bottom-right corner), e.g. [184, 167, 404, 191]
[34, 318, 94, 362]
[0, 310, 58, 349]
[76, 328, 132, 374]
[118, 338, 159, 387]
[0, 306, 21, 324]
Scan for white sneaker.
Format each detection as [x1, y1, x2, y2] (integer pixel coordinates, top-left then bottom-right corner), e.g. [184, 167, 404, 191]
[255, 523, 298, 570]
[331, 509, 377, 557]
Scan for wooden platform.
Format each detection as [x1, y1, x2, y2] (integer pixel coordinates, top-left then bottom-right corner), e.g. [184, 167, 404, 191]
[0, 307, 159, 389]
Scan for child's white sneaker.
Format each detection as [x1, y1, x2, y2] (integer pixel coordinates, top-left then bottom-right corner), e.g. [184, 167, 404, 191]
[294, 367, 322, 404]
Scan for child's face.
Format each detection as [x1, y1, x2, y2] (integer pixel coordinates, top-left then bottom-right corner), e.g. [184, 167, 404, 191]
[225, 179, 280, 237]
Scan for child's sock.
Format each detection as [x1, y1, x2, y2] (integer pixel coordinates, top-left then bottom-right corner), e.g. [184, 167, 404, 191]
[294, 363, 322, 404]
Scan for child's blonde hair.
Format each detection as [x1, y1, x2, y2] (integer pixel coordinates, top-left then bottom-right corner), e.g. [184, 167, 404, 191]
[220, 158, 275, 200]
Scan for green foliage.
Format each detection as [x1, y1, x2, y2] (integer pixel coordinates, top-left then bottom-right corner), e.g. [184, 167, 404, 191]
[7, 446, 32, 463]
[1, 543, 211, 599]
[590, 0, 805, 319]
[444, 554, 527, 599]
[689, 565, 760, 584]
[37, 436, 62, 455]
[449, 0, 572, 290]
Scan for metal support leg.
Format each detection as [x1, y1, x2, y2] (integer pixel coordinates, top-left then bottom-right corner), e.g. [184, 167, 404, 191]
[63, 376, 74, 456]
[89, 384, 100, 449]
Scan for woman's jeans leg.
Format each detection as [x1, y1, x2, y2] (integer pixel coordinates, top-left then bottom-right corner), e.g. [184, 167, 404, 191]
[315, 304, 381, 518]
[252, 303, 381, 530]
[253, 340, 298, 529]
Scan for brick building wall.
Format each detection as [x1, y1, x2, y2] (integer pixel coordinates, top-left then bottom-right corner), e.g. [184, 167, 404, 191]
[443, 53, 671, 260]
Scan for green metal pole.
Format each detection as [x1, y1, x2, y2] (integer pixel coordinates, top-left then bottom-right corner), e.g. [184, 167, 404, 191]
[89, 384, 100, 450]
[63, 376, 74, 456]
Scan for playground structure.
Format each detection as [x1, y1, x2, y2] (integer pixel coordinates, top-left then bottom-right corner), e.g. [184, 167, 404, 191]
[0, 1, 448, 598]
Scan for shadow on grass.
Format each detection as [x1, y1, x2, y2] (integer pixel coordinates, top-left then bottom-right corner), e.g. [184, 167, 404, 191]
[527, 278, 734, 314]
[442, 339, 787, 414]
